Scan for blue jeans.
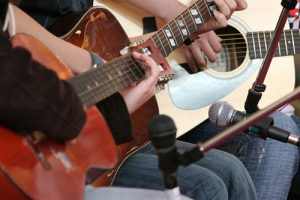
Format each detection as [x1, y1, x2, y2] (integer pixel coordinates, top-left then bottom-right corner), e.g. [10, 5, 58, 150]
[180, 111, 300, 200]
[112, 141, 257, 200]
[289, 115, 300, 196]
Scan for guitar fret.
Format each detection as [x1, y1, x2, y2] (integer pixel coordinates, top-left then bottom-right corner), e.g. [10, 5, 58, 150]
[161, 25, 177, 53]
[295, 29, 300, 54]
[276, 31, 282, 56]
[257, 32, 262, 58]
[263, 31, 268, 52]
[166, 24, 178, 47]
[258, 31, 267, 57]
[148, 0, 213, 57]
[247, 28, 300, 60]
[246, 33, 255, 59]
[188, 6, 200, 31]
[170, 19, 185, 44]
[251, 32, 257, 58]
[69, 55, 144, 107]
[285, 30, 294, 56]
[284, 31, 288, 55]
[291, 29, 296, 54]
[265, 31, 276, 56]
[155, 30, 168, 56]
[172, 18, 185, 42]
[150, 36, 162, 53]
[177, 14, 191, 39]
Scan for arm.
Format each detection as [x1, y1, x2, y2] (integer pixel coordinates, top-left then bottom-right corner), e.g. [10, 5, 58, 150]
[9, 5, 92, 74]
[0, 31, 86, 142]
[9, 5, 160, 114]
[126, 0, 248, 72]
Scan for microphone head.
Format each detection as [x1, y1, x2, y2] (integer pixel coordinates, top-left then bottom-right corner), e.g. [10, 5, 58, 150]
[208, 101, 235, 127]
[148, 114, 177, 150]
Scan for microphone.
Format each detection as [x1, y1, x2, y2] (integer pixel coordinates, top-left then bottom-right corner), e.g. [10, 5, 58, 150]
[148, 114, 181, 200]
[209, 101, 300, 147]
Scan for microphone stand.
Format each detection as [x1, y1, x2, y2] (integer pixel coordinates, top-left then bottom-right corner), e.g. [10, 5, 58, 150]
[179, 86, 300, 166]
[244, 0, 298, 114]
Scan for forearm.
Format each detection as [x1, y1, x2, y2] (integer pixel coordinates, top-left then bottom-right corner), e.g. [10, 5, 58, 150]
[9, 5, 92, 74]
[125, 0, 188, 22]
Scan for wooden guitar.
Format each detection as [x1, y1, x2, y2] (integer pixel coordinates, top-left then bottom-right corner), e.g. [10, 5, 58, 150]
[96, 0, 295, 136]
[0, 34, 118, 200]
[47, 1, 217, 185]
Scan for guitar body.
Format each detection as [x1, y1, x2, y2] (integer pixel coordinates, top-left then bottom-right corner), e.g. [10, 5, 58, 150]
[95, 0, 295, 136]
[0, 34, 118, 200]
[51, 7, 159, 185]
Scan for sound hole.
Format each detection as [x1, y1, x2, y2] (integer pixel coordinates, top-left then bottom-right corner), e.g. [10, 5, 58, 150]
[207, 25, 247, 73]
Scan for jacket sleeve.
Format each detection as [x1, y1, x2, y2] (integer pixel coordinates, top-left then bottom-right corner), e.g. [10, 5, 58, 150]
[96, 93, 133, 145]
[0, 32, 86, 142]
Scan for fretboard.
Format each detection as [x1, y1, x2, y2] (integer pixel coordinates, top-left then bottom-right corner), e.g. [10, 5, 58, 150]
[149, 0, 214, 57]
[247, 29, 300, 59]
[68, 55, 144, 107]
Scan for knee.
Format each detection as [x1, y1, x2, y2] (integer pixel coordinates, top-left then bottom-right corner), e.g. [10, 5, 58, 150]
[208, 150, 255, 189]
[180, 171, 228, 200]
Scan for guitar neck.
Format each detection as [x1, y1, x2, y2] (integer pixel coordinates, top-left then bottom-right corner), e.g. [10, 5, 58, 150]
[68, 54, 144, 107]
[247, 29, 300, 59]
[148, 0, 214, 57]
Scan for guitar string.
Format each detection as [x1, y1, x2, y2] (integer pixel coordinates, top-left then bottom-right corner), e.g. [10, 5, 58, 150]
[146, 0, 300, 59]
[75, 55, 144, 106]
[158, 2, 211, 47]
[151, 1, 212, 55]
[79, 56, 143, 105]
[74, 0, 300, 104]
[151, 3, 209, 56]
[79, 0, 214, 103]
[186, 30, 300, 60]
[156, 27, 300, 59]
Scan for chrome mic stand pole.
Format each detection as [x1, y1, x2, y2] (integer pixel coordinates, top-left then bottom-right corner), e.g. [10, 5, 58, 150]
[244, 0, 298, 114]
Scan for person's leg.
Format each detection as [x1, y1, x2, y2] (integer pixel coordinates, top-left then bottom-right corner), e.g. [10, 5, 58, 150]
[85, 186, 192, 200]
[174, 141, 257, 200]
[288, 115, 300, 197]
[113, 141, 257, 200]
[181, 111, 300, 200]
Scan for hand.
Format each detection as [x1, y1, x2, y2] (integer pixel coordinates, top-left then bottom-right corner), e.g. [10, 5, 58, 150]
[192, 0, 247, 37]
[119, 51, 160, 114]
[183, 31, 222, 73]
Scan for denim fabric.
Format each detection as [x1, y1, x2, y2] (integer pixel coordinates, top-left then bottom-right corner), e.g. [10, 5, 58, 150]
[289, 115, 300, 196]
[180, 111, 300, 200]
[112, 140, 257, 200]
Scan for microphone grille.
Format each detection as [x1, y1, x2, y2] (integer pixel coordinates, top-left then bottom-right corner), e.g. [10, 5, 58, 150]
[208, 101, 235, 127]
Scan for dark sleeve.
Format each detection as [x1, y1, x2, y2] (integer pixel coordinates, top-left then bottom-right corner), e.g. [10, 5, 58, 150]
[0, 32, 86, 142]
[19, 0, 93, 28]
[96, 93, 133, 145]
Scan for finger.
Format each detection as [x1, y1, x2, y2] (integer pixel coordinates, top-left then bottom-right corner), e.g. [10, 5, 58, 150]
[235, 0, 248, 10]
[211, 9, 228, 29]
[131, 51, 147, 62]
[224, 0, 237, 13]
[213, 0, 232, 19]
[208, 32, 222, 53]
[183, 46, 198, 73]
[190, 41, 209, 64]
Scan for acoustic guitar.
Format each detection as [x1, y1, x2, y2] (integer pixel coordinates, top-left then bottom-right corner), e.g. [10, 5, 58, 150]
[0, 34, 118, 200]
[47, 0, 217, 185]
[96, 0, 295, 136]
